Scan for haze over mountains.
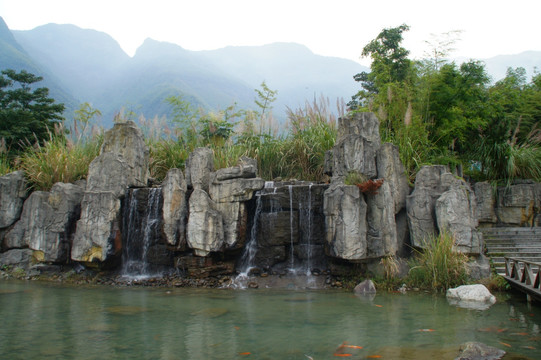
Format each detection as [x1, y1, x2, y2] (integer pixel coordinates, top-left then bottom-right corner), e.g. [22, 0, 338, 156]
[1, 17, 540, 128]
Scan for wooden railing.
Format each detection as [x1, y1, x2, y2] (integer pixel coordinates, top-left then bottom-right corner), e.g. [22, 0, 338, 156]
[505, 257, 541, 292]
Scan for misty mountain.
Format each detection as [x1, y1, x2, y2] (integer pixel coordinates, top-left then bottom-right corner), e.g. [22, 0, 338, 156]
[482, 51, 541, 82]
[6, 22, 368, 126]
[0, 17, 77, 116]
[3, 18, 540, 130]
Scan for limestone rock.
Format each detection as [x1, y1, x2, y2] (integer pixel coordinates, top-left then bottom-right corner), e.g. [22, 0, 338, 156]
[353, 279, 376, 294]
[85, 152, 133, 197]
[376, 143, 409, 214]
[185, 147, 214, 192]
[0, 171, 28, 228]
[161, 168, 188, 249]
[100, 120, 149, 188]
[71, 191, 122, 263]
[0, 248, 33, 268]
[215, 201, 247, 249]
[337, 112, 381, 146]
[72, 121, 149, 265]
[455, 342, 505, 360]
[495, 182, 541, 226]
[406, 165, 449, 248]
[332, 135, 378, 179]
[209, 177, 265, 203]
[186, 189, 224, 256]
[215, 156, 258, 181]
[324, 150, 333, 176]
[436, 179, 481, 254]
[447, 284, 496, 310]
[5, 183, 83, 262]
[331, 112, 381, 180]
[366, 181, 398, 257]
[323, 183, 367, 260]
[474, 182, 497, 223]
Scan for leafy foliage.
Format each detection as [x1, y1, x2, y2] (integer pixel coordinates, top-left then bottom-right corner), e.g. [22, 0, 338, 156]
[0, 69, 65, 154]
[407, 231, 470, 291]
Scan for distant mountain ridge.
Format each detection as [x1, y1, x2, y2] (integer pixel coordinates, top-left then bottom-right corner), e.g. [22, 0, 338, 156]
[1, 17, 540, 128]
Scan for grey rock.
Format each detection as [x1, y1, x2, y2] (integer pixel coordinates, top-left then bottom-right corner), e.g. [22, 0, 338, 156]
[0, 248, 33, 268]
[436, 179, 481, 254]
[72, 121, 149, 265]
[323, 183, 367, 260]
[186, 189, 224, 256]
[406, 165, 449, 248]
[85, 152, 133, 197]
[366, 181, 398, 257]
[161, 168, 188, 249]
[466, 255, 491, 281]
[324, 150, 333, 176]
[209, 176, 265, 203]
[0, 171, 28, 228]
[337, 112, 381, 146]
[474, 182, 497, 223]
[5, 183, 83, 262]
[353, 279, 376, 294]
[99, 120, 149, 188]
[455, 341, 505, 360]
[447, 284, 496, 310]
[376, 143, 409, 214]
[215, 201, 247, 249]
[215, 156, 258, 181]
[495, 182, 541, 226]
[71, 191, 122, 263]
[185, 147, 214, 192]
[331, 112, 381, 180]
[332, 135, 378, 179]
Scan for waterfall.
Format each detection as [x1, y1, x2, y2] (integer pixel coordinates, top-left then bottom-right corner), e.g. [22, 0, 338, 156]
[288, 185, 296, 273]
[237, 191, 263, 277]
[121, 187, 163, 278]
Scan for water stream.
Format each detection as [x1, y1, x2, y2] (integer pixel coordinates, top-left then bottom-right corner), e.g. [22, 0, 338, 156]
[121, 187, 163, 278]
[0, 280, 539, 359]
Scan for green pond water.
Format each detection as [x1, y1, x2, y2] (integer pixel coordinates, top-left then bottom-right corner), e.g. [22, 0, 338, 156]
[0, 280, 540, 359]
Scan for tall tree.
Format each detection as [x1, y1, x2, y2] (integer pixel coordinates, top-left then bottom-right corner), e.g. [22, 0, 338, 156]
[0, 69, 65, 153]
[349, 24, 415, 138]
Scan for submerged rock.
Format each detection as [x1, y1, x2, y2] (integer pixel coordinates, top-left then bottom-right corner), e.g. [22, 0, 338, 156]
[454, 341, 505, 360]
[353, 279, 376, 294]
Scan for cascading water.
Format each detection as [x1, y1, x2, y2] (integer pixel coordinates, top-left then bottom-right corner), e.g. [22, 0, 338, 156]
[121, 187, 163, 278]
[288, 185, 295, 273]
[232, 181, 326, 288]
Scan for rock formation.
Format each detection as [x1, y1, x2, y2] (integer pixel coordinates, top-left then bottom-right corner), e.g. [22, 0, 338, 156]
[407, 166, 481, 254]
[71, 121, 149, 264]
[323, 112, 409, 261]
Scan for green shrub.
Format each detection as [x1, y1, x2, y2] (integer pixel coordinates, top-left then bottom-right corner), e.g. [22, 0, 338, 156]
[20, 135, 102, 191]
[148, 138, 190, 181]
[407, 230, 469, 291]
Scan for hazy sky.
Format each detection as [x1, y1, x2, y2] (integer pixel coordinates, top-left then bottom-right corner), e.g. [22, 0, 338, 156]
[1, 0, 539, 66]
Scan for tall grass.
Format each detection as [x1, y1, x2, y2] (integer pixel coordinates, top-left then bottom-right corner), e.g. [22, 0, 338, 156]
[20, 135, 102, 191]
[407, 230, 469, 291]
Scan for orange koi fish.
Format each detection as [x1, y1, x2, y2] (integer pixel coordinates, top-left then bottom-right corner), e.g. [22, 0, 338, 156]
[239, 352, 251, 355]
[523, 346, 536, 350]
[498, 341, 512, 348]
[234, 326, 240, 330]
[419, 329, 436, 332]
[374, 304, 383, 308]
[342, 345, 363, 349]
[511, 332, 529, 336]
[333, 354, 353, 357]
[366, 356, 383, 359]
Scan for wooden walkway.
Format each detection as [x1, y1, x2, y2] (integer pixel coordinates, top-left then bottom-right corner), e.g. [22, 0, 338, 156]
[504, 257, 541, 302]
